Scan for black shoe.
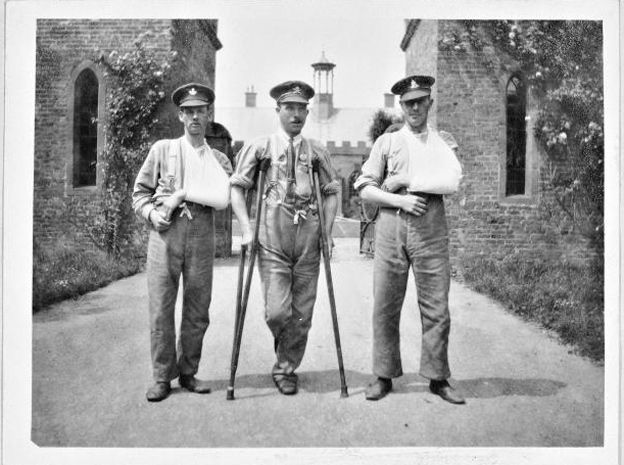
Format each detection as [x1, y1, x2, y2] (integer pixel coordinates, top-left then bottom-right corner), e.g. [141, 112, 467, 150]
[273, 373, 298, 395]
[179, 375, 212, 394]
[146, 381, 171, 402]
[429, 379, 465, 404]
[365, 377, 392, 401]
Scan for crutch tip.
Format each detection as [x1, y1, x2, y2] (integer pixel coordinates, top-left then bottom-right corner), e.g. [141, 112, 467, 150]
[340, 388, 349, 398]
[226, 387, 235, 401]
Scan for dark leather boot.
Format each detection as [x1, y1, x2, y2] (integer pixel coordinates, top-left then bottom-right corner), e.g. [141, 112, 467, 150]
[146, 381, 171, 402]
[179, 375, 212, 394]
[429, 379, 465, 404]
[365, 377, 392, 401]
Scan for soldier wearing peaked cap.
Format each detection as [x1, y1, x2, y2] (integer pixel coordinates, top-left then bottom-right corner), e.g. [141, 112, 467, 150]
[133, 82, 233, 402]
[354, 74, 466, 404]
[230, 80, 340, 396]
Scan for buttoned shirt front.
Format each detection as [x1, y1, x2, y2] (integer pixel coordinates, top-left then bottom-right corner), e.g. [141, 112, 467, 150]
[230, 130, 340, 206]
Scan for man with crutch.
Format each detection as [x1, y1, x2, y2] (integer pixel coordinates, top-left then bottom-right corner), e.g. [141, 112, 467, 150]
[230, 81, 340, 396]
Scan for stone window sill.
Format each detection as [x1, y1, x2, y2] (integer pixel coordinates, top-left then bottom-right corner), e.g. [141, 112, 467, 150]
[499, 194, 537, 207]
[67, 185, 98, 196]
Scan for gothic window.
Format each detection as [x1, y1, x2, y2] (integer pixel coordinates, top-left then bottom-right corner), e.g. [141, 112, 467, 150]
[72, 68, 99, 187]
[505, 75, 527, 196]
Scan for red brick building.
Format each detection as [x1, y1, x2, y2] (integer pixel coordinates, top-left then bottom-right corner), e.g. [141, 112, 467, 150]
[34, 19, 234, 256]
[401, 20, 594, 265]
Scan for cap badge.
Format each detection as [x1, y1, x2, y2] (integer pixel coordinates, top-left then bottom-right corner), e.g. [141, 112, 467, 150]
[410, 79, 419, 89]
[188, 87, 197, 96]
[292, 86, 302, 95]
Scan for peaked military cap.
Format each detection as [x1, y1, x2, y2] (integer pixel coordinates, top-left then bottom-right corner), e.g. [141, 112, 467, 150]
[391, 75, 435, 102]
[270, 80, 315, 104]
[172, 82, 215, 107]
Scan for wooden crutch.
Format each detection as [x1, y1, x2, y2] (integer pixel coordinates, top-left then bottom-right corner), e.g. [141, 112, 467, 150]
[311, 158, 348, 398]
[226, 157, 271, 400]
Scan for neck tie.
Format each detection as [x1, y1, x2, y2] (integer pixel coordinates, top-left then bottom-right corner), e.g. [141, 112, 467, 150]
[286, 138, 296, 200]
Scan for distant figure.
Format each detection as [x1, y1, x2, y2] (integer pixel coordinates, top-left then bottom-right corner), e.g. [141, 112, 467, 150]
[133, 82, 233, 402]
[354, 75, 465, 404]
[230, 81, 340, 395]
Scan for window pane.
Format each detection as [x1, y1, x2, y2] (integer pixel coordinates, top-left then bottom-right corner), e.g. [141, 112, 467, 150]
[506, 76, 526, 196]
[73, 69, 98, 187]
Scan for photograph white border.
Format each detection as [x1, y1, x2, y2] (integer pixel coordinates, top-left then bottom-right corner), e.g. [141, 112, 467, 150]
[2, 0, 621, 464]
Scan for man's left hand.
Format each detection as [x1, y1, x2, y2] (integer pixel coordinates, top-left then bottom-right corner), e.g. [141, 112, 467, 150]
[383, 174, 410, 193]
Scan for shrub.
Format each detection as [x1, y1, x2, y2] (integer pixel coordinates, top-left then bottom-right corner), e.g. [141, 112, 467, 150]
[367, 109, 403, 144]
[461, 252, 604, 362]
[32, 237, 144, 312]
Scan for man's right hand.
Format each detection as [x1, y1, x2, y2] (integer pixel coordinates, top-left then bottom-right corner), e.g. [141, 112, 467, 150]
[149, 210, 172, 231]
[240, 224, 253, 247]
[398, 194, 428, 216]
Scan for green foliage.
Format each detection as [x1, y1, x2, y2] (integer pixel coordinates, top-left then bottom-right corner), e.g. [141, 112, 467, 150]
[368, 109, 402, 143]
[32, 237, 144, 312]
[461, 251, 604, 362]
[440, 20, 604, 252]
[92, 32, 175, 255]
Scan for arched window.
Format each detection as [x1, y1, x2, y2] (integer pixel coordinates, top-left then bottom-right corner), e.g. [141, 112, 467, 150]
[73, 68, 99, 187]
[505, 75, 527, 196]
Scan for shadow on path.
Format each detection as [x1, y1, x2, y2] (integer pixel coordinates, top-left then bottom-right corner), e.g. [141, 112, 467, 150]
[212, 369, 567, 399]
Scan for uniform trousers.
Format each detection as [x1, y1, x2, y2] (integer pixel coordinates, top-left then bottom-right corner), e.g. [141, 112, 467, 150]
[146, 203, 215, 382]
[257, 202, 321, 377]
[372, 194, 452, 381]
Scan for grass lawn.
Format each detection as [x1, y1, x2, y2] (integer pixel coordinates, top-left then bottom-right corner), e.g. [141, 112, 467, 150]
[460, 252, 604, 362]
[32, 239, 145, 312]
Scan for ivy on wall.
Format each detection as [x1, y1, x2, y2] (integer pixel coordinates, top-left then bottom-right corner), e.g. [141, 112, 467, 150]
[439, 20, 604, 253]
[92, 32, 176, 256]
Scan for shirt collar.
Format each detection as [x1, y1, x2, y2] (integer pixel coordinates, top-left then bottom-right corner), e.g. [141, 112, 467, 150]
[401, 124, 430, 139]
[182, 136, 210, 153]
[277, 128, 303, 145]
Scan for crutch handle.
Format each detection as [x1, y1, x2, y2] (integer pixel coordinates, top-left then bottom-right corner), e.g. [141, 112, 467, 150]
[259, 156, 271, 172]
[311, 157, 321, 173]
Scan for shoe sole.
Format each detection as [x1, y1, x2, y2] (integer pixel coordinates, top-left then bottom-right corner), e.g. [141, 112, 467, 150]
[365, 390, 391, 401]
[146, 391, 170, 402]
[180, 384, 211, 394]
[429, 388, 466, 404]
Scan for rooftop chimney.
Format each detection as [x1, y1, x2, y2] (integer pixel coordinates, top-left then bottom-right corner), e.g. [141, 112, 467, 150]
[384, 93, 395, 109]
[245, 85, 257, 108]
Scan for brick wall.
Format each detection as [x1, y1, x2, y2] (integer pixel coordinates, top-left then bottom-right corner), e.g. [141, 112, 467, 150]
[34, 19, 233, 256]
[402, 20, 595, 267]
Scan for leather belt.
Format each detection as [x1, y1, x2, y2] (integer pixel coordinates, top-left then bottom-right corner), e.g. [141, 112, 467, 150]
[183, 201, 213, 210]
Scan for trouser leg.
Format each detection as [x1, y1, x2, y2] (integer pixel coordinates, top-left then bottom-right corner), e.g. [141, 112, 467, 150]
[257, 250, 291, 338]
[411, 247, 451, 380]
[147, 227, 183, 382]
[407, 197, 452, 380]
[275, 216, 321, 375]
[178, 208, 215, 376]
[258, 204, 322, 377]
[372, 210, 410, 379]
